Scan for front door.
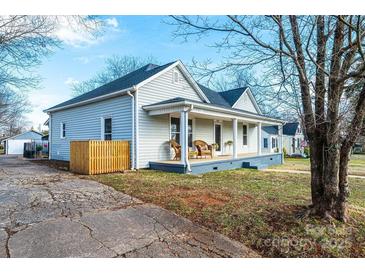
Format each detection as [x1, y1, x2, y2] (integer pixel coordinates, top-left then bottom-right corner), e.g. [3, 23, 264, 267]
[214, 123, 222, 155]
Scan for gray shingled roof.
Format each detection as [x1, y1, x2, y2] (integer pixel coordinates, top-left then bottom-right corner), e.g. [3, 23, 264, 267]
[283, 122, 299, 135]
[197, 84, 231, 107]
[198, 84, 250, 108]
[262, 126, 279, 135]
[47, 61, 175, 111]
[46, 59, 262, 120]
[219, 87, 248, 106]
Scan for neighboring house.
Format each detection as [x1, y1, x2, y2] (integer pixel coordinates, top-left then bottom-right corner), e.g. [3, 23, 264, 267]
[262, 122, 306, 157]
[283, 122, 306, 155]
[45, 60, 285, 174]
[261, 126, 279, 154]
[1, 130, 43, 155]
[354, 135, 365, 153]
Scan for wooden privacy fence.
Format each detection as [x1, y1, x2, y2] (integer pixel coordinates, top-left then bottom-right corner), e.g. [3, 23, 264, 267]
[70, 140, 130, 175]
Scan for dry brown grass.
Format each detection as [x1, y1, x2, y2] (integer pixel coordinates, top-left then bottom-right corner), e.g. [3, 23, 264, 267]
[91, 168, 365, 258]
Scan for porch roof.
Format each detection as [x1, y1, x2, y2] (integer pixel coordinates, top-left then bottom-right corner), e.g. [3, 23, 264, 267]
[142, 97, 285, 125]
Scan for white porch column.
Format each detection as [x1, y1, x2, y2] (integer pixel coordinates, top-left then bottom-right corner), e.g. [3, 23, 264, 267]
[179, 110, 190, 171]
[232, 118, 238, 159]
[257, 122, 262, 155]
[279, 124, 284, 163]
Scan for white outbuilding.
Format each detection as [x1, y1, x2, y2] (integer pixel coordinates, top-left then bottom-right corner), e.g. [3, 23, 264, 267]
[1, 130, 43, 155]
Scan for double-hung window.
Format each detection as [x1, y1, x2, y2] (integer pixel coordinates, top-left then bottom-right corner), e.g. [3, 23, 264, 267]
[170, 117, 192, 147]
[242, 125, 248, 146]
[60, 123, 66, 139]
[104, 118, 112, 140]
[263, 138, 268, 148]
[272, 137, 277, 148]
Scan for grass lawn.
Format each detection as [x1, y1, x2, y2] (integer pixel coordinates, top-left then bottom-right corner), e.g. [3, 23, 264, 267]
[91, 169, 365, 258]
[271, 154, 365, 176]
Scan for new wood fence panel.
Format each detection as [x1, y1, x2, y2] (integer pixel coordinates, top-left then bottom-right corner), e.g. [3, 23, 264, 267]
[70, 140, 130, 175]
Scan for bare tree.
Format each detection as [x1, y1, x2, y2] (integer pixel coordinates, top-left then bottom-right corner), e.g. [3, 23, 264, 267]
[71, 55, 158, 96]
[0, 16, 101, 135]
[0, 86, 29, 134]
[170, 15, 365, 222]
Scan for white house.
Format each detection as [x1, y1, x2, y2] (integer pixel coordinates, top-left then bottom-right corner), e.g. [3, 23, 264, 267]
[1, 130, 43, 155]
[262, 122, 306, 156]
[45, 60, 285, 174]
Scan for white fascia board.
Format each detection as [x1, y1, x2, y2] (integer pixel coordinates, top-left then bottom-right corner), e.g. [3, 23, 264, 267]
[231, 87, 262, 115]
[148, 106, 192, 116]
[135, 60, 211, 104]
[44, 87, 135, 113]
[144, 100, 285, 125]
[191, 108, 268, 124]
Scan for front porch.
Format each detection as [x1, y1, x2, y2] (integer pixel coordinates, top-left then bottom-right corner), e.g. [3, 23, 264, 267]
[150, 152, 283, 174]
[143, 97, 285, 174]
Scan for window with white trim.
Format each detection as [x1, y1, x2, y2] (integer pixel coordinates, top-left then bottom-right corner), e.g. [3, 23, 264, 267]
[104, 118, 112, 140]
[60, 123, 66, 138]
[263, 138, 268, 148]
[242, 125, 248, 146]
[272, 137, 277, 148]
[170, 117, 192, 147]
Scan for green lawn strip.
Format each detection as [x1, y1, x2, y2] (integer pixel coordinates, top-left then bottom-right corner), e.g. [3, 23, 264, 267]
[91, 169, 365, 257]
[271, 155, 365, 176]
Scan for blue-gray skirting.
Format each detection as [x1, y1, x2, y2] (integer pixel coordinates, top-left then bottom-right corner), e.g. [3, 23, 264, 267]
[149, 153, 283, 174]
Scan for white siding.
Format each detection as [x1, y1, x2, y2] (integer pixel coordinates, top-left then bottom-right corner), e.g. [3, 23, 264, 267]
[137, 67, 205, 168]
[194, 118, 214, 143]
[222, 121, 233, 154]
[233, 92, 258, 113]
[283, 136, 292, 154]
[283, 134, 305, 155]
[50, 95, 132, 161]
[222, 121, 258, 155]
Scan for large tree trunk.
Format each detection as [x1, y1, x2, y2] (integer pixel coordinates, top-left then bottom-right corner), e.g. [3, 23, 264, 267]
[337, 146, 351, 221]
[308, 141, 343, 220]
[309, 139, 324, 208]
[309, 83, 365, 221]
[310, 141, 341, 218]
[322, 145, 340, 216]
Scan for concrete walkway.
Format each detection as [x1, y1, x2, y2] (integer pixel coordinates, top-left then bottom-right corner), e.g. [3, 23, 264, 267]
[264, 168, 365, 179]
[0, 155, 258, 258]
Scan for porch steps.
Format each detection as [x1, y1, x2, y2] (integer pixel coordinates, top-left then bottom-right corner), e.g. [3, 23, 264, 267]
[248, 164, 269, 170]
[242, 161, 268, 170]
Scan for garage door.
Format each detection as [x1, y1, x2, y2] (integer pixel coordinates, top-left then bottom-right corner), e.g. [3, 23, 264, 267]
[7, 139, 31, 155]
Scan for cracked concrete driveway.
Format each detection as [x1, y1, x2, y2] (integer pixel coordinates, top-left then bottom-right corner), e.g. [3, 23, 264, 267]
[0, 155, 258, 258]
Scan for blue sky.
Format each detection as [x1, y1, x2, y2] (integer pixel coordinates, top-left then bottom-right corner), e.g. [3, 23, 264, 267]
[29, 16, 224, 129]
